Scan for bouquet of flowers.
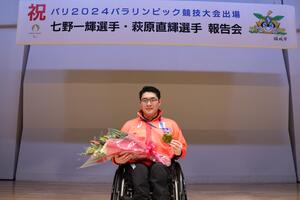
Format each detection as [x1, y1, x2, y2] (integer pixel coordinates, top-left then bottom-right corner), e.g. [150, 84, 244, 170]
[80, 128, 172, 168]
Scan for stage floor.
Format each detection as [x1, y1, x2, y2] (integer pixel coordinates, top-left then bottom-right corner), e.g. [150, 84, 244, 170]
[0, 181, 299, 200]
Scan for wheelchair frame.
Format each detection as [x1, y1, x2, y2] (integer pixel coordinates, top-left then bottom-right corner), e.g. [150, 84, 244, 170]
[110, 161, 187, 200]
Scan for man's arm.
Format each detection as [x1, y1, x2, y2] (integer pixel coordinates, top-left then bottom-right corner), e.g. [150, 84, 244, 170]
[171, 121, 187, 159]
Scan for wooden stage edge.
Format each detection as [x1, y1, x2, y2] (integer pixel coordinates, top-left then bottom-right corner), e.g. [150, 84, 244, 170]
[0, 180, 299, 200]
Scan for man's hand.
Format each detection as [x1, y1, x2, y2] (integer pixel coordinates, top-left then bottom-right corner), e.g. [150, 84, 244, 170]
[170, 140, 183, 156]
[114, 153, 134, 164]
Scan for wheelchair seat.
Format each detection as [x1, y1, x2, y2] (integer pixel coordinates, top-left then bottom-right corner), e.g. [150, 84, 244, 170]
[110, 161, 187, 200]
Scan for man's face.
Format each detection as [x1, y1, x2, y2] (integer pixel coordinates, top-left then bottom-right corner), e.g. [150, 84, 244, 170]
[140, 92, 161, 120]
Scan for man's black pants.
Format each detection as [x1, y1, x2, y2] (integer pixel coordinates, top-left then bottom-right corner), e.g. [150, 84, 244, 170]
[126, 162, 171, 200]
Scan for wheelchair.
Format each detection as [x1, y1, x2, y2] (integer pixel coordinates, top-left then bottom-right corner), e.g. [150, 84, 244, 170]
[110, 161, 187, 200]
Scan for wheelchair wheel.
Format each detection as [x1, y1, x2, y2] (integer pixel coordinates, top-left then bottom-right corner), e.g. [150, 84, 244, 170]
[172, 162, 188, 200]
[110, 166, 126, 200]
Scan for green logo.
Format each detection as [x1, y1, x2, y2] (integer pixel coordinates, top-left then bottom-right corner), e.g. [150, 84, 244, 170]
[249, 10, 286, 35]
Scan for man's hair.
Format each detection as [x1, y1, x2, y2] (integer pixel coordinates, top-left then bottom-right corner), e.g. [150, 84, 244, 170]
[139, 86, 161, 100]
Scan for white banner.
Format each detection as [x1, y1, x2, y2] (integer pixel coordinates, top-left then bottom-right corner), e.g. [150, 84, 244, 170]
[16, 0, 297, 48]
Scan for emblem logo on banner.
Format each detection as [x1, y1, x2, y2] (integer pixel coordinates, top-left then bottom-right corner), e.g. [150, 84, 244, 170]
[27, 4, 46, 38]
[249, 10, 286, 35]
[249, 10, 288, 42]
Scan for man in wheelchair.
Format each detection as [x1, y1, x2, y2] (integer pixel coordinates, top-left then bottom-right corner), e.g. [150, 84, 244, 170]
[112, 86, 187, 200]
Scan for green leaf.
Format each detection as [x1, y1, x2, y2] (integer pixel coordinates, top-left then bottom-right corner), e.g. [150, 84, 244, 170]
[254, 13, 264, 19]
[272, 16, 284, 21]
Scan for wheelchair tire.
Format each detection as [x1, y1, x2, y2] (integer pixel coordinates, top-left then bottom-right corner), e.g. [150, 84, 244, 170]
[110, 166, 126, 200]
[173, 162, 188, 200]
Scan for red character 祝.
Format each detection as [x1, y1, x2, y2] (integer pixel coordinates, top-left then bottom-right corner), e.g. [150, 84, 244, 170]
[28, 4, 46, 21]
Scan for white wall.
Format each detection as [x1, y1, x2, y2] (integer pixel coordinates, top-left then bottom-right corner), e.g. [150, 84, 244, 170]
[0, 0, 18, 24]
[16, 43, 296, 183]
[284, 0, 300, 180]
[0, 0, 24, 179]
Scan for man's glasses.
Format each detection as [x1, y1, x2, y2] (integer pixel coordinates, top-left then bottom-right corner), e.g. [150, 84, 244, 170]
[141, 98, 158, 104]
